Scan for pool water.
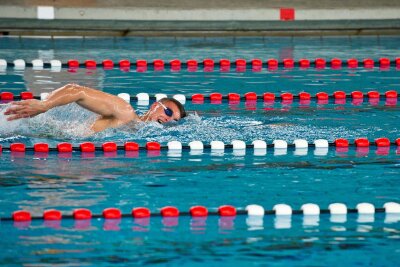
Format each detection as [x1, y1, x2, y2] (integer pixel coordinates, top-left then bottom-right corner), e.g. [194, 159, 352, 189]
[1, 213, 399, 266]
[0, 36, 399, 266]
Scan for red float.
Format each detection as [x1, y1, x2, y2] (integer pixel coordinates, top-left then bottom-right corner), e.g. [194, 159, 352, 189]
[263, 92, 276, 101]
[10, 143, 25, 152]
[187, 59, 198, 67]
[355, 138, 370, 147]
[245, 92, 257, 101]
[316, 92, 329, 100]
[170, 59, 181, 68]
[34, 143, 49, 152]
[43, 209, 62, 220]
[119, 59, 131, 68]
[375, 137, 390, 147]
[283, 58, 294, 68]
[228, 93, 240, 101]
[218, 205, 237, 216]
[235, 59, 246, 67]
[103, 208, 122, 219]
[57, 142, 72, 152]
[146, 142, 161, 150]
[136, 59, 147, 67]
[333, 91, 346, 99]
[267, 59, 278, 69]
[20, 92, 33, 100]
[161, 206, 179, 217]
[210, 93, 223, 101]
[379, 58, 390, 68]
[299, 92, 311, 100]
[191, 94, 205, 103]
[85, 60, 96, 68]
[367, 91, 380, 98]
[153, 59, 164, 68]
[351, 91, 363, 99]
[132, 207, 151, 218]
[347, 58, 358, 68]
[12, 210, 31, 221]
[252, 59, 263, 68]
[102, 59, 114, 68]
[299, 59, 310, 68]
[219, 59, 231, 67]
[335, 138, 349, 147]
[331, 58, 342, 68]
[68, 59, 79, 68]
[1, 92, 14, 100]
[125, 142, 139, 151]
[102, 142, 117, 152]
[385, 90, 398, 98]
[80, 142, 95, 152]
[363, 58, 374, 68]
[73, 208, 92, 220]
[315, 58, 326, 68]
[281, 93, 293, 100]
[203, 59, 214, 67]
[220, 59, 231, 71]
[190, 206, 208, 217]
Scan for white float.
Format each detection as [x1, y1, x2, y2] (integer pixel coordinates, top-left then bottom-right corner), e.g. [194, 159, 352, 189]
[118, 93, 130, 103]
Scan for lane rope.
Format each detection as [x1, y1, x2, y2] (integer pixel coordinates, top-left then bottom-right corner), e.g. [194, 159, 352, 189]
[4, 202, 400, 223]
[1, 138, 399, 155]
[1, 57, 399, 71]
[0, 90, 398, 106]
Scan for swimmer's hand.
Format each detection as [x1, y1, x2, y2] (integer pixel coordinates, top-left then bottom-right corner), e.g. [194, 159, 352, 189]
[4, 100, 48, 121]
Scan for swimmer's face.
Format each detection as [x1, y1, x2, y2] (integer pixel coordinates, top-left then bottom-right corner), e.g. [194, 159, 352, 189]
[148, 101, 182, 124]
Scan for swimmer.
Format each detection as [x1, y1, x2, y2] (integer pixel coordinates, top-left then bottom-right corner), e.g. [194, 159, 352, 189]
[4, 83, 186, 132]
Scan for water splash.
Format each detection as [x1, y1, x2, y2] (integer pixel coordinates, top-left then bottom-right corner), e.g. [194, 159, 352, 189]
[0, 103, 390, 145]
[0, 103, 95, 143]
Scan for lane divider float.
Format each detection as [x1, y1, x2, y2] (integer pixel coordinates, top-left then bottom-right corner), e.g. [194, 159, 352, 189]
[1, 90, 398, 106]
[1, 57, 399, 72]
[5, 203, 400, 230]
[1, 138, 399, 157]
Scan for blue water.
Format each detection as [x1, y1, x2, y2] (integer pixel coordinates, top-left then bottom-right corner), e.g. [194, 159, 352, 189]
[0, 36, 399, 266]
[1, 36, 399, 62]
[1, 213, 399, 266]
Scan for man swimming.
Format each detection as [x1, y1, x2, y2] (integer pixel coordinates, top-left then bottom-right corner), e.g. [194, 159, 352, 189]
[4, 83, 186, 132]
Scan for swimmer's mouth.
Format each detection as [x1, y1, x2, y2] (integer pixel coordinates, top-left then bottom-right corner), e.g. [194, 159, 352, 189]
[157, 119, 163, 124]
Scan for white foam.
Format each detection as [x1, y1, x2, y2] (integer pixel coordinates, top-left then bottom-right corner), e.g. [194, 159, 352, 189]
[0, 103, 95, 140]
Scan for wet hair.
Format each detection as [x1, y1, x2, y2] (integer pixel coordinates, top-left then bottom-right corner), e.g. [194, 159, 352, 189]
[160, 98, 187, 119]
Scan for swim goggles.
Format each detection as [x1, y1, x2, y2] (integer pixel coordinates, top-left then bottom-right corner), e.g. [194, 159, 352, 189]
[158, 102, 173, 117]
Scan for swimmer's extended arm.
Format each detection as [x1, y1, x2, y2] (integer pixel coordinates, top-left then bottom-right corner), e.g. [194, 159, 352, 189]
[4, 84, 138, 130]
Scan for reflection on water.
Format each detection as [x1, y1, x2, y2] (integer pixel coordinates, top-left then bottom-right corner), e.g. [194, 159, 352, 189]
[0, 214, 399, 266]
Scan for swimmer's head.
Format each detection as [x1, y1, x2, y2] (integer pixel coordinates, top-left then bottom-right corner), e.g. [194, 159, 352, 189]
[143, 98, 187, 124]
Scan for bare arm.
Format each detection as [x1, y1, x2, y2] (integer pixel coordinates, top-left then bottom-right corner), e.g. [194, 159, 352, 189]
[4, 84, 138, 129]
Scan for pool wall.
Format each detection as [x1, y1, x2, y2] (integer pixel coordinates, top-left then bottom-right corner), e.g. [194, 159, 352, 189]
[1, 0, 400, 36]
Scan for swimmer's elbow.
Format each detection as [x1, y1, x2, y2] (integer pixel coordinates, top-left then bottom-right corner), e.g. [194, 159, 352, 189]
[65, 83, 85, 95]
[65, 83, 81, 89]
[53, 83, 85, 99]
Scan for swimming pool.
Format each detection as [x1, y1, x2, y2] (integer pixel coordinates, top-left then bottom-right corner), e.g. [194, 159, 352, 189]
[0, 36, 399, 266]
